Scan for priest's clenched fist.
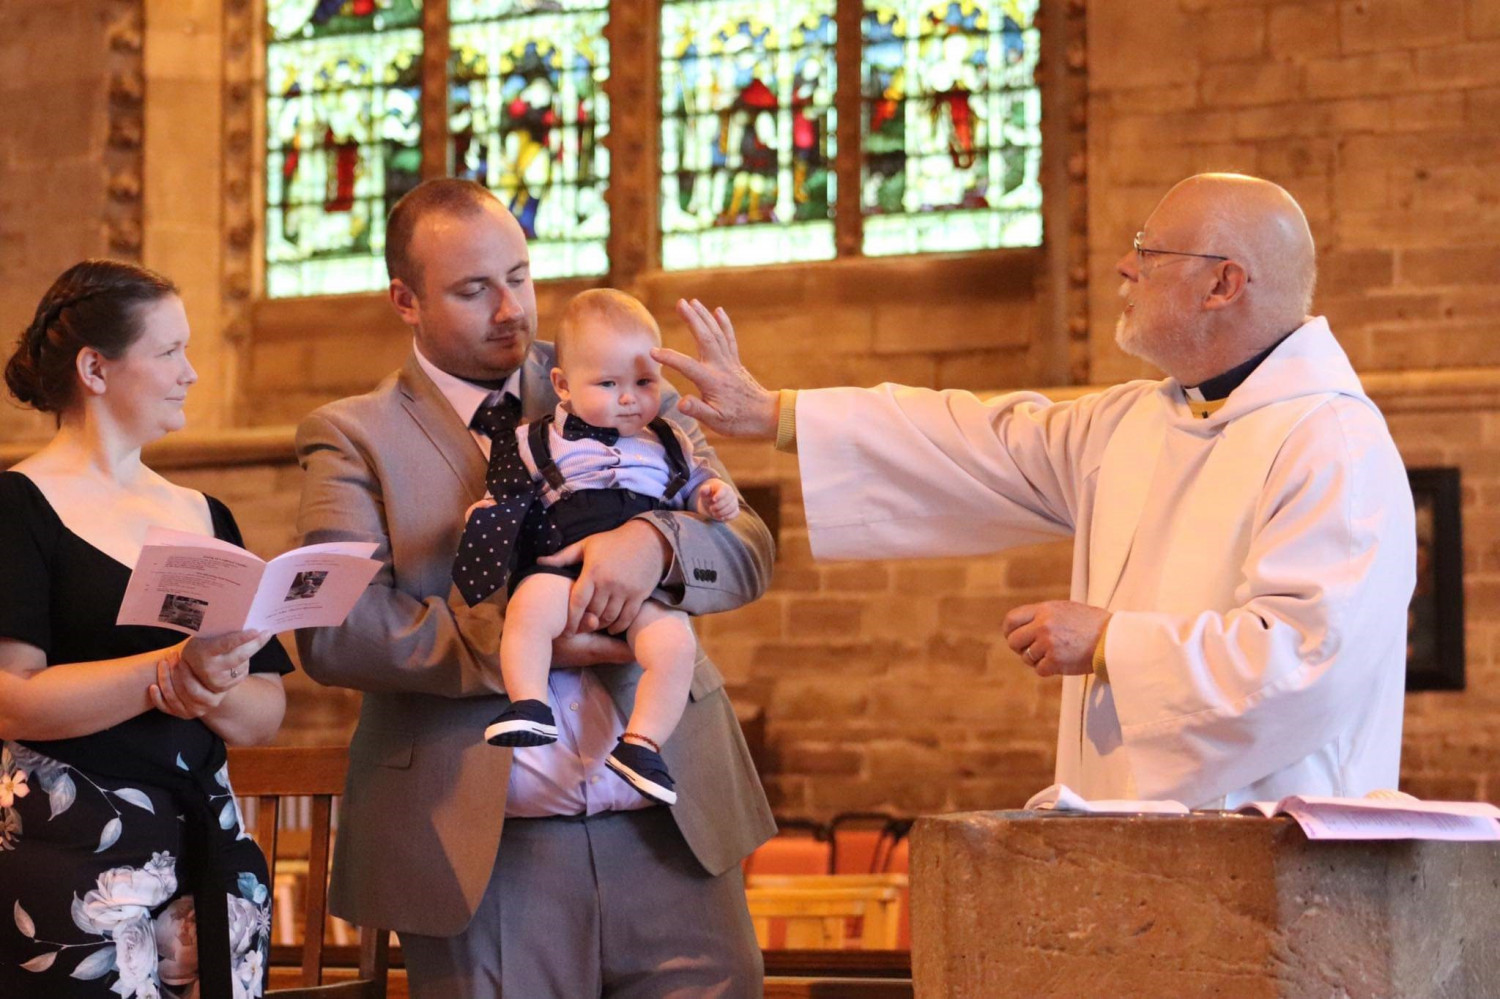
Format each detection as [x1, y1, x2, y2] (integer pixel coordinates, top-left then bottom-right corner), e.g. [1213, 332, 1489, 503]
[1003, 601, 1111, 678]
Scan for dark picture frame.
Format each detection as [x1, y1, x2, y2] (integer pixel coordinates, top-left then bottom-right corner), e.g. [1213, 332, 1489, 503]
[1406, 467, 1465, 692]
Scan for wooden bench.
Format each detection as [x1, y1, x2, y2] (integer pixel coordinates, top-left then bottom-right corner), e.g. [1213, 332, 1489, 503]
[228, 745, 389, 998]
[746, 874, 909, 950]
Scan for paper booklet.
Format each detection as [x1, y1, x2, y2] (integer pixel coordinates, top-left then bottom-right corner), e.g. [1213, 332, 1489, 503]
[116, 527, 381, 636]
[1024, 784, 1191, 815]
[1234, 796, 1500, 842]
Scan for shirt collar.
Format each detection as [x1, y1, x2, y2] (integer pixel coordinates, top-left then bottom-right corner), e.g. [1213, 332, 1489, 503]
[413, 340, 521, 428]
[1184, 328, 1297, 403]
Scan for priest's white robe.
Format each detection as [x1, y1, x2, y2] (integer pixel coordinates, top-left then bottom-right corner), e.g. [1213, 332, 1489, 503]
[796, 317, 1415, 808]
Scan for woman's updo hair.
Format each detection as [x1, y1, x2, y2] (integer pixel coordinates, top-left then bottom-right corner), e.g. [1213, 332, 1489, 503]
[4, 259, 179, 417]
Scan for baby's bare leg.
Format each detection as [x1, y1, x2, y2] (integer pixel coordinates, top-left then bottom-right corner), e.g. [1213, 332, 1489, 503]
[622, 600, 697, 748]
[498, 573, 574, 703]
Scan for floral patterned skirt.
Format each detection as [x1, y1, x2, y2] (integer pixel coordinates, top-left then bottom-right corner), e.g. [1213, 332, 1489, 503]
[0, 741, 272, 998]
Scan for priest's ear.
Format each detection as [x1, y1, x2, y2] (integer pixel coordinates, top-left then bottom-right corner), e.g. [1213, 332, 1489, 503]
[1202, 260, 1250, 312]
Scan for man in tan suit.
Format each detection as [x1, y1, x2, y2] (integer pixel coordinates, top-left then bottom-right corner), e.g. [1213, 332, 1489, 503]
[295, 179, 776, 998]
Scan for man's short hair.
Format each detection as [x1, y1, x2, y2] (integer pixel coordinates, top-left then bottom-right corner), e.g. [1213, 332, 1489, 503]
[385, 178, 499, 292]
[556, 289, 662, 368]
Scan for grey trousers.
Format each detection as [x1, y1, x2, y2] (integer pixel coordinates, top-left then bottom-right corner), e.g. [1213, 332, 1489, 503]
[399, 807, 763, 999]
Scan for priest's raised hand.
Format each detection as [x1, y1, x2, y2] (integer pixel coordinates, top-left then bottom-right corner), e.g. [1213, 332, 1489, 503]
[652, 298, 779, 439]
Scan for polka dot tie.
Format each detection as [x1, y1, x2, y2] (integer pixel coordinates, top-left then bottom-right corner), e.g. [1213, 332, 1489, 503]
[452, 395, 560, 606]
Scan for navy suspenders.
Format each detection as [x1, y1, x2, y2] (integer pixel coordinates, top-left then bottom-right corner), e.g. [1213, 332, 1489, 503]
[527, 414, 692, 502]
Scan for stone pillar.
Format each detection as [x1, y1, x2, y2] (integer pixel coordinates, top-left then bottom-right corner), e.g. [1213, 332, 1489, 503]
[143, 0, 229, 430]
[910, 811, 1500, 999]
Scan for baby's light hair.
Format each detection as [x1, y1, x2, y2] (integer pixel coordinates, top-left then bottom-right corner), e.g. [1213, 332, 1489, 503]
[556, 288, 661, 368]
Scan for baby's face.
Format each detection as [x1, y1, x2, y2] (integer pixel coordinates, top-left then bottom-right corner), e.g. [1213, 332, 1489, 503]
[555, 321, 663, 436]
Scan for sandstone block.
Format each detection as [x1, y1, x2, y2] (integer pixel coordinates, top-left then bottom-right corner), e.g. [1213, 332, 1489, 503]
[911, 811, 1500, 999]
[1340, 0, 1465, 53]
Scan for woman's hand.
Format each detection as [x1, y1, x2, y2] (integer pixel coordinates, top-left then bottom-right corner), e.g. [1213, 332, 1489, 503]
[150, 630, 268, 719]
[182, 630, 270, 694]
[150, 655, 223, 719]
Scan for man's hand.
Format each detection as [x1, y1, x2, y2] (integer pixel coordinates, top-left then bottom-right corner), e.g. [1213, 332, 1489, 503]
[694, 479, 740, 521]
[652, 299, 779, 439]
[535, 520, 672, 634]
[550, 632, 635, 669]
[1003, 601, 1111, 678]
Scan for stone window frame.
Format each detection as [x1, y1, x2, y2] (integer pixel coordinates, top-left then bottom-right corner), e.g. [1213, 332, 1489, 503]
[223, 0, 1090, 397]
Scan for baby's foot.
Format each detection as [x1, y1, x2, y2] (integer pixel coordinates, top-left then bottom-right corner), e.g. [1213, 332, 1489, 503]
[605, 739, 678, 806]
[484, 699, 558, 747]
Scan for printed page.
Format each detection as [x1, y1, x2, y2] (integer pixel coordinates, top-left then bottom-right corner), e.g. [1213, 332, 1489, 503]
[1235, 802, 1280, 818]
[242, 549, 381, 632]
[137, 526, 257, 558]
[1024, 783, 1191, 815]
[115, 530, 266, 636]
[1281, 798, 1500, 841]
[267, 540, 379, 562]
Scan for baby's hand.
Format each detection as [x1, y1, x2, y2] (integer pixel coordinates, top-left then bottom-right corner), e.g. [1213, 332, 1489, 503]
[465, 495, 497, 520]
[695, 479, 739, 521]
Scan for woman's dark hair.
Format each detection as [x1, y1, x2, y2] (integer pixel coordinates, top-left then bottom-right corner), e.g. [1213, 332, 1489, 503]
[4, 259, 178, 417]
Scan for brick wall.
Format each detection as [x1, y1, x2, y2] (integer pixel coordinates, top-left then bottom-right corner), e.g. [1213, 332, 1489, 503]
[1088, 0, 1500, 382]
[4, 1, 1498, 823]
[240, 252, 1046, 428]
[201, 1, 1500, 820]
[164, 370, 1500, 821]
[0, 1, 121, 442]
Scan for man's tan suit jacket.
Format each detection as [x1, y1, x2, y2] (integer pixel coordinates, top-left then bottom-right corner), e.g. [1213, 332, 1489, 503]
[294, 343, 777, 937]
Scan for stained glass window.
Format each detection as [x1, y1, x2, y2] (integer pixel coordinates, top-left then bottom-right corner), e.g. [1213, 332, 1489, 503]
[862, 1, 1042, 256]
[660, 2, 837, 271]
[265, 1, 423, 298]
[451, 1, 611, 280]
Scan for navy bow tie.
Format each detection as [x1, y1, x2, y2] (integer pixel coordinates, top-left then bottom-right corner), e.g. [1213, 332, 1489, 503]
[561, 413, 620, 446]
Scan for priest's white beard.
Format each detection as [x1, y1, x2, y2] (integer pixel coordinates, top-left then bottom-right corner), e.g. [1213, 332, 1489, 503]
[1114, 282, 1209, 376]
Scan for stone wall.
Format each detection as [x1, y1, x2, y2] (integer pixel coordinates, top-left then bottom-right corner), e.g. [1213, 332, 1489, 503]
[142, 365, 1500, 821]
[0, 0, 141, 442]
[1087, 0, 1500, 380]
[2, 1, 1498, 823]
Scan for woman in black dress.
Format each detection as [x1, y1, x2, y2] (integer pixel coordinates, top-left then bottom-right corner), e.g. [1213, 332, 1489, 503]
[0, 260, 293, 998]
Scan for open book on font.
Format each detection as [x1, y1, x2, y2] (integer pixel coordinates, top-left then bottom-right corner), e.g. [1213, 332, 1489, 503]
[116, 527, 381, 636]
[1234, 795, 1500, 841]
[1024, 784, 1500, 841]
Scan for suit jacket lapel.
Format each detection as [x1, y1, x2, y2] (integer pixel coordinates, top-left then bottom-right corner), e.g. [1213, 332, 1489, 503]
[1086, 391, 1166, 609]
[519, 347, 556, 423]
[397, 354, 488, 498]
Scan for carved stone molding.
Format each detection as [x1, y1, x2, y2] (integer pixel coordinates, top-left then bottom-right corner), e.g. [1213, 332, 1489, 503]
[11, 366, 1495, 473]
[1060, 0, 1089, 384]
[604, 2, 663, 285]
[1037, 0, 1089, 385]
[105, 0, 145, 260]
[222, 0, 260, 346]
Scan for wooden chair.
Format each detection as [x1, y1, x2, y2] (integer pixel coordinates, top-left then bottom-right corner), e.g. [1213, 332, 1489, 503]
[829, 813, 913, 875]
[745, 874, 908, 950]
[743, 819, 833, 876]
[228, 745, 389, 999]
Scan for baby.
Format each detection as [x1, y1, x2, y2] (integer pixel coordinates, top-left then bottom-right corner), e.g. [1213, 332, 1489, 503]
[480, 288, 738, 806]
